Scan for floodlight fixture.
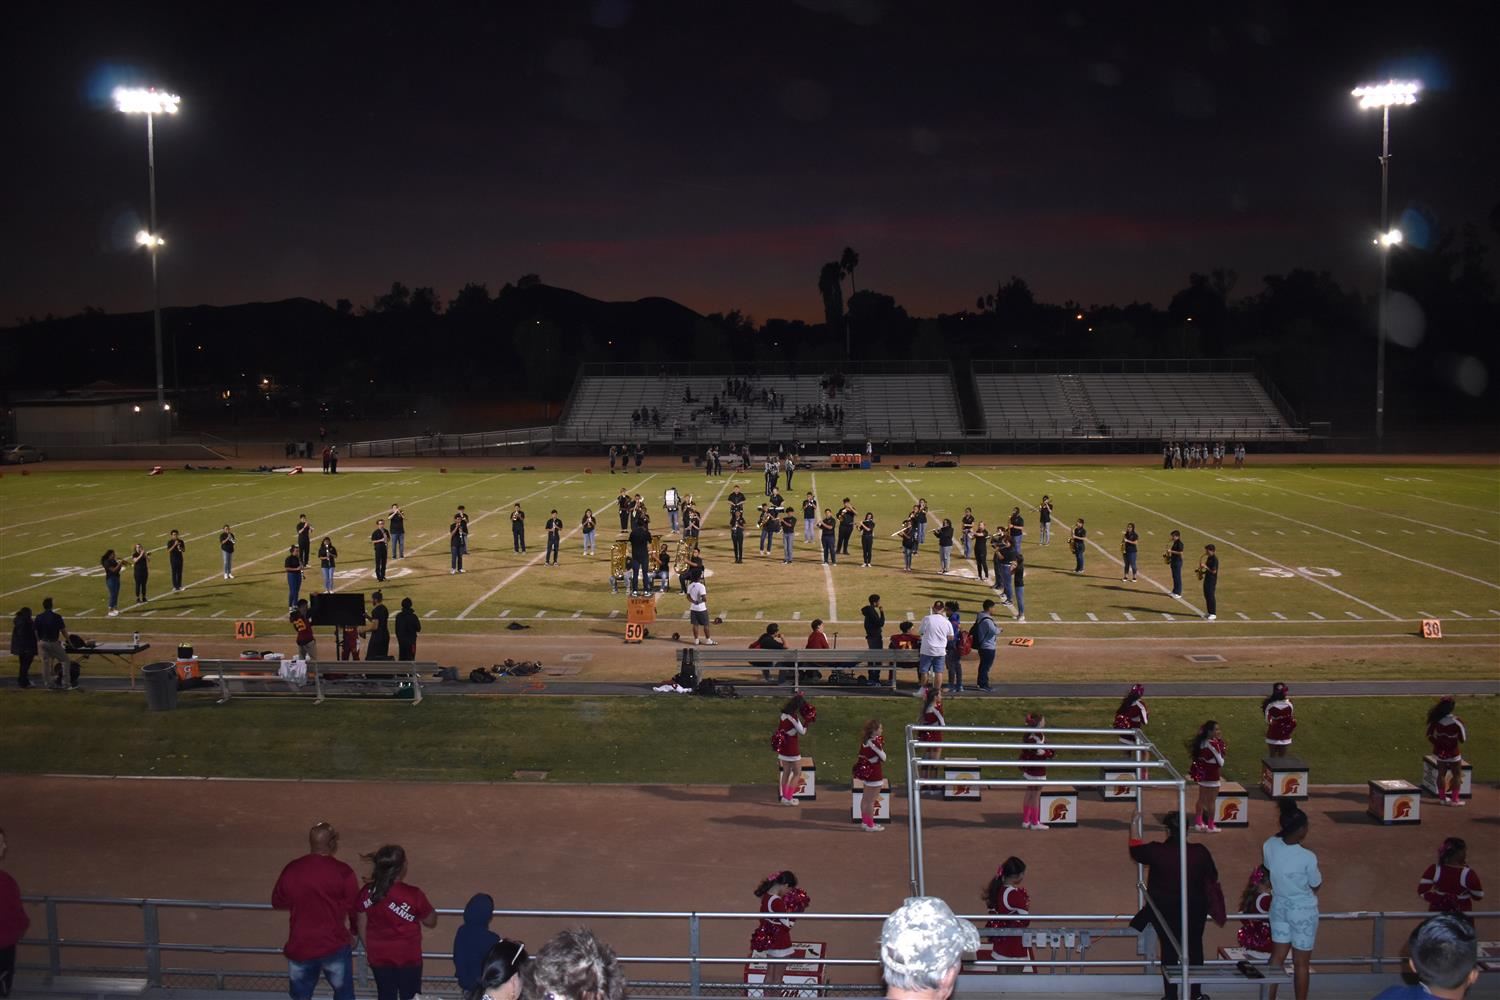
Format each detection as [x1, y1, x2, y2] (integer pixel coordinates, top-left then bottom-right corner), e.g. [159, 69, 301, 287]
[114, 87, 181, 115]
[135, 230, 165, 248]
[1377, 229, 1403, 248]
[1350, 80, 1420, 110]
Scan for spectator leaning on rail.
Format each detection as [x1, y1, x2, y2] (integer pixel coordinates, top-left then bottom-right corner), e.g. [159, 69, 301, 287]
[879, 896, 979, 1000]
[453, 893, 500, 995]
[271, 821, 360, 1000]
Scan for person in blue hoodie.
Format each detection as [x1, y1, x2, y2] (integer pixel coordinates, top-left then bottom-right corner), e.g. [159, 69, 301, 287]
[452, 893, 500, 994]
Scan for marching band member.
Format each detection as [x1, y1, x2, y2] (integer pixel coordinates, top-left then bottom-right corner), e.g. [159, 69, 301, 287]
[900, 519, 918, 572]
[1037, 496, 1053, 546]
[1070, 518, 1087, 573]
[1008, 506, 1025, 553]
[1426, 697, 1468, 806]
[1199, 544, 1219, 620]
[819, 509, 837, 564]
[1166, 530, 1186, 598]
[778, 508, 797, 563]
[580, 509, 597, 556]
[836, 499, 857, 556]
[730, 508, 747, 563]
[960, 508, 976, 559]
[749, 871, 809, 990]
[1419, 838, 1485, 912]
[983, 858, 1032, 971]
[802, 492, 819, 544]
[973, 521, 990, 580]
[758, 504, 774, 556]
[914, 499, 929, 545]
[936, 518, 955, 574]
[772, 694, 815, 805]
[728, 484, 747, 526]
[1121, 523, 1140, 582]
[859, 512, 877, 568]
[617, 488, 631, 531]
[1020, 713, 1054, 830]
[1189, 720, 1226, 833]
[1263, 683, 1296, 758]
[852, 720, 887, 832]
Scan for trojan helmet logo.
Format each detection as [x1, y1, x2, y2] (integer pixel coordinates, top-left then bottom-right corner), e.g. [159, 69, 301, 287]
[1112, 786, 1129, 797]
[1049, 800, 1070, 822]
[1220, 800, 1241, 822]
[955, 784, 972, 797]
[1281, 776, 1300, 795]
[1393, 798, 1413, 819]
[794, 775, 808, 794]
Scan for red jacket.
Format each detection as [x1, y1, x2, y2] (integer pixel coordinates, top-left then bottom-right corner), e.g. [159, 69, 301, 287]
[0, 869, 28, 949]
[806, 631, 830, 650]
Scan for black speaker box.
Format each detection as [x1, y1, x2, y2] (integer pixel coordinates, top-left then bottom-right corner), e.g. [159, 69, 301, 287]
[311, 592, 366, 627]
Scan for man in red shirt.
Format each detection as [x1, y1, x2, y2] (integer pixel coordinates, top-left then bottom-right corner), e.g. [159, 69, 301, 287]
[271, 822, 359, 1000]
[0, 827, 29, 998]
[291, 601, 318, 662]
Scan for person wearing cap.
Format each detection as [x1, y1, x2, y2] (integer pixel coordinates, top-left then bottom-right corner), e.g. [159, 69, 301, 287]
[271, 822, 360, 1000]
[879, 896, 979, 1000]
[394, 599, 421, 662]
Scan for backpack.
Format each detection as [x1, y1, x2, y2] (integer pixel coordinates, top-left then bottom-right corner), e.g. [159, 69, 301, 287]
[957, 627, 974, 657]
[469, 668, 496, 684]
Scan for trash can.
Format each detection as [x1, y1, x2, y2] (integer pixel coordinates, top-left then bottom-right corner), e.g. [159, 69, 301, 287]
[142, 661, 179, 711]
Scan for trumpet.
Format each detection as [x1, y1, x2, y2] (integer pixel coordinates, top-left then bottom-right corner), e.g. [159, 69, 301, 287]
[610, 541, 628, 577]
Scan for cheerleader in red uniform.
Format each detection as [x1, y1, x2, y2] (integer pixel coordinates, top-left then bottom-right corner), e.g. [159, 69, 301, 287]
[1426, 697, 1467, 806]
[1236, 865, 1273, 958]
[1113, 684, 1148, 742]
[773, 694, 816, 805]
[1020, 713, 1055, 830]
[1188, 720, 1225, 833]
[750, 870, 810, 991]
[852, 720, 886, 832]
[1419, 838, 1485, 912]
[1263, 683, 1296, 758]
[916, 686, 945, 775]
[983, 857, 1032, 972]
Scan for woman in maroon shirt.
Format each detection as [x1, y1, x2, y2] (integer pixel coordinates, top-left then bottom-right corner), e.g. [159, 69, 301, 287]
[1128, 813, 1220, 1000]
[0, 827, 29, 998]
[357, 845, 437, 1000]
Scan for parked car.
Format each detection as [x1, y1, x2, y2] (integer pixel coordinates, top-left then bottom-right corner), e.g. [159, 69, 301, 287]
[1, 444, 46, 464]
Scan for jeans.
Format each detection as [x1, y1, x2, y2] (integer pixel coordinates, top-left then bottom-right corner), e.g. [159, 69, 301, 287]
[223, 550, 233, 575]
[996, 562, 1014, 602]
[760, 528, 773, 552]
[918, 653, 944, 681]
[803, 518, 815, 542]
[945, 646, 962, 689]
[939, 545, 952, 572]
[976, 647, 996, 688]
[1011, 533, 1022, 553]
[1039, 522, 1050, 544]
[669, 509, 680, 532]
[287, 573, 302, 608]
[782, 533, 793, 562]
[961, 535, 971, 558]
[391, 531, 404, 559]
[1074, 543, 1085, 572]
[322, 566, 334, 590]
[903, 546, 914, 570]
[287, 944, 355, 1000]
[916, 522, 927, 544]
[546, 535, 560, 564]
[451, 545, 464, 572]
[822, 537, 836, 564]
[105, 575, 120, 610]
[513, 527, 525, 552]
[583, 529, 596, 555]
[1171, 561, 1183, 595]
[1015, 584, 1025, 617]
[1123, 550, 1138, 577]
[655, 570, 670, 593]
[371, 963, 422, 1000]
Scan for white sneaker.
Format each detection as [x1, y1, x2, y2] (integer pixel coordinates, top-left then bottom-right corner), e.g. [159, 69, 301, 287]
[1031, 822, 1049, 830]
[1206, 614, 1216, 621]
[1017, 616, 1026, 623]
[1021, 822, 1033, 830]
[695, 637, 702, 645]
[704, 638, 718, 645]
[451, 569, 457, 574]
[108, 609, 119, 617]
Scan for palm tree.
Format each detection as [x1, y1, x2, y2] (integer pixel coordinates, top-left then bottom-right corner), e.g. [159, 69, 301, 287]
[818, 261, 846, 356]
[840, 246, 860, 297]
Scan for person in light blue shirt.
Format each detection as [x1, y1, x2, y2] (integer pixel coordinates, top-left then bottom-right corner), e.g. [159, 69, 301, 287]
[1261, 801, 1320, 1000]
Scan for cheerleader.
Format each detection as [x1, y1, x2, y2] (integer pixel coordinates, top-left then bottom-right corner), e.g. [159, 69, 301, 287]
[773, 694, 815, 805]
[750, 871, 810, 991]
[1113, 685, 1148, 744]
[1419, 838, 1485, 913]
[1426, 697, 1467, 806]
[1020, 713, 1055, 830]
[852, 720, 887, 832]
[917, 686, 945, 772]
[1263, 683, 1296, 758]
[1188, 720, 1225, 833]
[1237, 866, 1273, 958]
[983, 857, 1032, 972]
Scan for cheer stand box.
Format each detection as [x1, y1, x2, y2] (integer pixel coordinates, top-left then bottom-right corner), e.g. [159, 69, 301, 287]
[944, 761, 982, 800]
[851, 778, 892, 824]
[745, 941, 827, 999]
[1214, 781, 1249, 827]
[1100, 768, 1136, 800]
[776, 758, 816, 801]
[1261, 757, 1309, 800]
[1039, 786, 1078, 827]
[1421, 756, 1473, 799]
[1368, 780, 1421, 824]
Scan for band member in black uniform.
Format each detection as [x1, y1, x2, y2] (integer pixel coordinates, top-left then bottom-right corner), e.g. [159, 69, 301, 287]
[685, 506, 702, 541]
[769, 488, 785, 510]
[630, 494, 648, 529]
[1167, 529, 1186, 598]
[960, 508, 976, 559]
[617, 488, 631, 531]
[166, 529, 186, 591]
[679, 547, 705, 594]
[778, 508, 797, 563]
[511, 503, 527, 552]
[371, 518, 391, 582]
[728, 484, 747, 526]
[820, 509, 837, 565]
[730, 508, 747, 562]
[836, 499, 857, 555]
[859, 512, 876, 568]
[1008, 506, 1025, 552]
[1038, 495, 1054, 545]
[544, 509, 563, 566]
[973, 521, 990, 580]
[296, 514, 313, 567]
[802, 493, 819, 544]
[1199, 544, 1219, 620]
[758, 503, 774, 555]
[448, 515, 465, 573]
[456, 505, 470, 554]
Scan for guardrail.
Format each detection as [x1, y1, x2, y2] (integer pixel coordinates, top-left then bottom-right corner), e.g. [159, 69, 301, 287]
[16, 895, 1496, 996]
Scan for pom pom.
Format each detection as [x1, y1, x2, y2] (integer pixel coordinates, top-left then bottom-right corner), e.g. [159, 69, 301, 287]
[781, 887, 811, 913]
[800, 703, 817, 725]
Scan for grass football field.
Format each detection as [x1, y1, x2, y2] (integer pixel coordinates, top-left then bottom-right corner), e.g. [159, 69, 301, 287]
[2, 460, 1496, 641]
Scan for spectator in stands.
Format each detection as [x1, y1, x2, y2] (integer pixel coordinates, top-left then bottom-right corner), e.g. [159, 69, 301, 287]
[357, 845, 437, 1000]
[468, 940, 530, 1000]
[1263, 801, 1320, 1000]
[9, 607, 37, 690]
[917, 602, 952, 689]
[0, 826, 28, 997]
[1128, 812, 1220, 1000]
[453, 894, 501, 996]
[879, 896, 979, 1000]
[974, 600, 999, 691]
[395, 598, 421, 661]
[521, 928, 623, 1000]
[33, 598, 68, 691]
[1372, 912, 1480, 1000]
[271, 822, 360, 1000]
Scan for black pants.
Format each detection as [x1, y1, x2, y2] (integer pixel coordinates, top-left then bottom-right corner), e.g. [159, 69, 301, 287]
[371, 963, 422, 1000]
[866, 636, 883, 682]
[1152, 909, 1206, 1000]
[822, 536, 836, 564]
[976, 552, 989, 579]
[861, 535, 873, 565]
[546, 535, 560, 564]
[398, 640, 416, 661]
[15, 653, 34, 688]
[366, 630, 390, 660]
[1203, 579, 1217, 616]
[619, 510, 629, 530]
[513, 526, 526, 552]
[373, 547, 388, 581]
[731, 529, 744, 562]
[0, 943, 14, 998]
[134, 572, 148, 602]
[170, 556, 183, 589]
[298, 540, 311, 565]
[837, 527, 853, 555]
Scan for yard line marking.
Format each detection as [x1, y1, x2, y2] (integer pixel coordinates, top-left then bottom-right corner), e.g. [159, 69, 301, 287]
[1376, 529, 1389, 535]
[1275, 529, 1285, 535]
[1351, 529, 1362, 535]
[499, 609, 510, 618]
[1301, 529, 1311, 535]
[571, 610, 582, 619]
[211, 610, 225, 617]
[1345, 611, 1363, 620]
[245, 610, 260, 619]
[1049, 612, 1062, 621]
[1237, 612, 1250, 620]
[681, 610, 690, 620]
[1159, 475, 1500, 593]
[1086, 612, 1099, 621]
[177, 609, 192, 617]
[905, 611, 914, 621]
[1225, 529, 1236, 535]
[1417, 611, 1435, 618]
[139, 609, 157, 617]
[809, 473, 839, 624]
[1490, 609, 1500, 616]
[755, 611, 765, 620]
[1272, 611, 1286, 619]
[968, 471, 1206, 614]
[1162, 613, 1175, 621]
[792, 610, 802, 620]
[1251, 530, 1260, 535]
[534, 610, 546, 618]
[77, 609, 94, 617]
[425, 610, 439, 618]
[1308, 612, 1325, 620]
[1123, 612, 1136, 621]
[1283, 468, 1500, 516]
[1401, 529, 1414, 534]
[608, 609, 620, 619]
[455, 473, 658, 619]
[1451, 609, 1472, 618]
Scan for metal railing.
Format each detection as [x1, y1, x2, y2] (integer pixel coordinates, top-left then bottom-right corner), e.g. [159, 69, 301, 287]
[16, 894, 1495, 996]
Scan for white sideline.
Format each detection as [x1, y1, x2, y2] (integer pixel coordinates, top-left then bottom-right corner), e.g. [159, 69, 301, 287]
[1040, 470, 1401, 620]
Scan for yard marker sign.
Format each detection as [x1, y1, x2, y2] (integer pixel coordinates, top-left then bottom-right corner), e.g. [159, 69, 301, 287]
[1421, 619, 1443, 640]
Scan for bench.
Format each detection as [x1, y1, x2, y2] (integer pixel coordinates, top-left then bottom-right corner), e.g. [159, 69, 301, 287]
[1183, 964, 1294, 999]
[198, 659, 436, 705]
[15, 975, 149, 999]
[687, 648, 921, 689]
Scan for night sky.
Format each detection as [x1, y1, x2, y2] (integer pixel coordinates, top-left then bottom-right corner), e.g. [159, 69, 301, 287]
[4, 1, 1495, 325]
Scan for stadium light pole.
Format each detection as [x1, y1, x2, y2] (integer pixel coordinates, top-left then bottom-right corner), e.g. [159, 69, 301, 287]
[1351, 79, 1419, 447]
[115, 86, 181, 411]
